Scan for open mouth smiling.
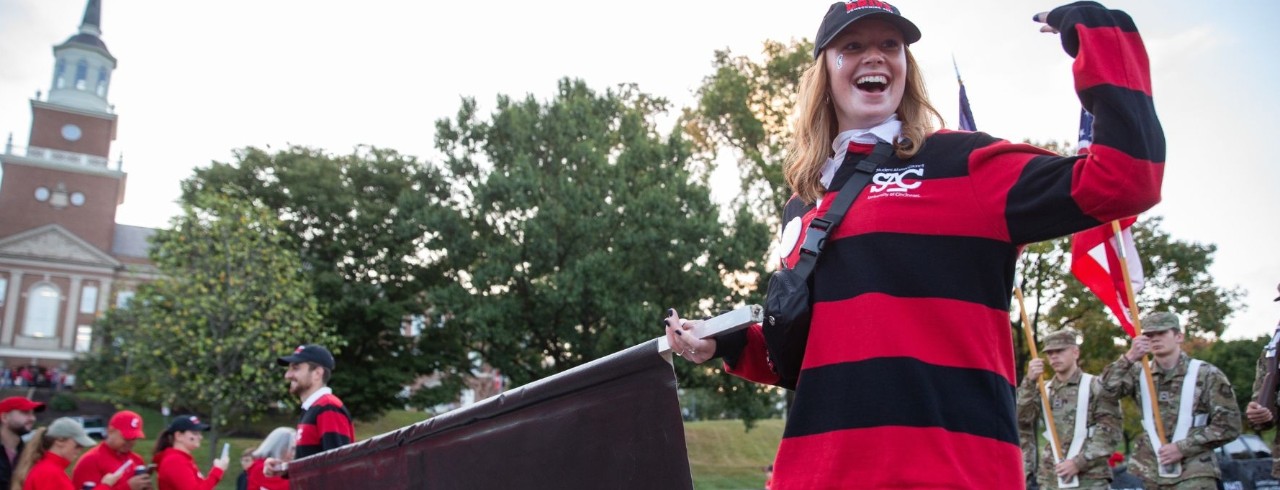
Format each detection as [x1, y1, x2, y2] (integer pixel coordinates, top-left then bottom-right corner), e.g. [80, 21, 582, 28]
[856, 74, 889, 93]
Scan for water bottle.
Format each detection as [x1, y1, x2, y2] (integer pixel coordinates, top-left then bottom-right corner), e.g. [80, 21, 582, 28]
[135, 464, 148, 476]
[81, 483, 96, 490]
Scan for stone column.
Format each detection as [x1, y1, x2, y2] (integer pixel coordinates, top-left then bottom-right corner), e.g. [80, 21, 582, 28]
[61, 276, 82, 350]
[1, 270, 23, 345]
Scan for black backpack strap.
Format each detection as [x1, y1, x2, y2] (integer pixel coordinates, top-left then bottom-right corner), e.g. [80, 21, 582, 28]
[790, 142, 895, 278]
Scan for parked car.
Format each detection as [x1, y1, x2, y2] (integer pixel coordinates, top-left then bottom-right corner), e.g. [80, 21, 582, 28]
[69, 415, 107, 441]
[1217, 433, 1273, 461]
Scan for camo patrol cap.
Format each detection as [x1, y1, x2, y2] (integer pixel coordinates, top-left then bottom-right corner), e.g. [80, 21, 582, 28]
[1041, 328, 1080, 352]
[1140, 311, 1181, 334]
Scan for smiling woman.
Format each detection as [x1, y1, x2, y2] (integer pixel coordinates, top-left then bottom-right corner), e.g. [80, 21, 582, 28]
[664, 1, 1166, 488]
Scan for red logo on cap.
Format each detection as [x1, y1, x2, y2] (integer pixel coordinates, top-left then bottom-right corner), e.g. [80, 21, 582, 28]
[295, 346, 305, 354]
[845, 0, 894, 13]
[190, 416, 200, 424]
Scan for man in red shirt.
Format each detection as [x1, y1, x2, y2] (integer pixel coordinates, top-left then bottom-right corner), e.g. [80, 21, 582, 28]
[72, 410, 152, 490]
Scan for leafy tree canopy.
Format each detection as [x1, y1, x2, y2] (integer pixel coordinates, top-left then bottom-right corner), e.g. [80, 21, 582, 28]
[430, 78, 779, 423]
[83, 192, 339, 456]
[181, 145, 459, 420]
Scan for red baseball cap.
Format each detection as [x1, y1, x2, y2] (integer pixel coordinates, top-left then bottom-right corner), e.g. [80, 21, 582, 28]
[0, 396, 45, 413]
[109, 410, 145, 440]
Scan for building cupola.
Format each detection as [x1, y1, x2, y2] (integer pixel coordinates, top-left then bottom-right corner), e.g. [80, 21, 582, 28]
[46, 0, 116, 114]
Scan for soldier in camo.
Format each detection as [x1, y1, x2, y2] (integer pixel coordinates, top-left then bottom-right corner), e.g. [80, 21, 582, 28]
[1243, 282, 1280, 478]
[1017, 328, 1121, 489]
[1100, 312, 1241, 490]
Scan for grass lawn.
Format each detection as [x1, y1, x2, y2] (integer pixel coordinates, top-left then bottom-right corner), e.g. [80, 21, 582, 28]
[685, 419, 783, 490]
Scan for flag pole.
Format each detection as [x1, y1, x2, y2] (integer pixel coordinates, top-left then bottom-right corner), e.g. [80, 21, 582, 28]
[1014, 287, 1065, 464]
[951, 53, 963, 85]
[1110, 219, 1168, 445]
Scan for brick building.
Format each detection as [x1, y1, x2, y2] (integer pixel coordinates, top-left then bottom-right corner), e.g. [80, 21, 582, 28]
[0, 0, 155, 372]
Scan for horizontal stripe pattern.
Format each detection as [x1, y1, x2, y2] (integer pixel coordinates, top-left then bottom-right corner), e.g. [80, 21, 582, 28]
[814, 233, 1016, 310]
[773, 426, 1024, 489]
[1085, 85, 1165, 163]
[1075, 27, 1151, 94]
[297, 395, 355, 459]
[1005, 154, 1100, 244]
[728, 7, 1162, 488]
[804, 293, 1016, 382]
[786, 357, 1017, 444]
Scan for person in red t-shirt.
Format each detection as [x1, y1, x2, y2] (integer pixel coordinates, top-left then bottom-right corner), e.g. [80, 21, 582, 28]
[153, 415, 228, 490]
[12, 417, 97, 490]
[247, 427, 294, 490]
[72, 410, 151, 490]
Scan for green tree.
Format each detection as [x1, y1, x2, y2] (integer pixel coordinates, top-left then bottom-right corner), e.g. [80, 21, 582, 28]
[84, 193, 339, 459]
[1197, 335, 1269, 413]
[1014, 216, 1244, 448]
[682, 39, 813, 219]
[1015, 217, 1244, 377]
[181, 146, 464, 419]
[431, 78, 779, 423]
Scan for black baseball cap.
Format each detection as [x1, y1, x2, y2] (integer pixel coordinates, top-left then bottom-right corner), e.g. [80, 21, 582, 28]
[814, 0, 922, 59]
[277, 344, 335, 371]
[168, 415, 210, 433]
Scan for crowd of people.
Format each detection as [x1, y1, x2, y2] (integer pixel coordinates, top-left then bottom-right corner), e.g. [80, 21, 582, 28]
[0, 368, 73, 391]
[0, 343, 352, 490]
[2, 0, 1277, 487]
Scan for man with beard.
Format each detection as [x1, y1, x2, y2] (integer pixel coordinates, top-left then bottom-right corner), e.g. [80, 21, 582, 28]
[263, 344, 354, 477]
[0, 396, 44, 489]
[72, 410, 152, 490]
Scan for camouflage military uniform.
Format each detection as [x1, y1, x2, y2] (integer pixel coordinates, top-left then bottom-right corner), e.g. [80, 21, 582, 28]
[1017, 369, 1121, 489]
[1251, 350, 1280, 477]
[1021, 423, 1039, 487]
[1100, 352, 1241, 489]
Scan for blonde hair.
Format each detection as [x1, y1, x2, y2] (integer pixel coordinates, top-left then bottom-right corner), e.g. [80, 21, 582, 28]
[10, 427, 57, 490]
[784, 48, 943, 204]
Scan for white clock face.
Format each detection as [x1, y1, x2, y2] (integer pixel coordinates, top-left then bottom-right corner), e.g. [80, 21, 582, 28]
[70, 192, 85, 206]
[34, 187, 50, 201]
[61, 124, 82, 141]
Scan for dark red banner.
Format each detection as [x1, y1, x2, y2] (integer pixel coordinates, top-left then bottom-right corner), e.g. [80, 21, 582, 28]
[289, 339, 693, 489]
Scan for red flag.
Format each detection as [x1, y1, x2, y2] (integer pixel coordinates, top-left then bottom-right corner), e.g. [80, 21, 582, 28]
[1070, 217, 1144, 337]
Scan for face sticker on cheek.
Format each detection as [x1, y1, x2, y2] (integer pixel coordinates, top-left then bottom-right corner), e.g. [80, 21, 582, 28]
[836, 53, 844, 69]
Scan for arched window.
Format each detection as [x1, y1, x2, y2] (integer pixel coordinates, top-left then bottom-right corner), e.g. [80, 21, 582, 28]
[54, 59, 66, 89]
[96, 67, 109, 96]
[22, 283, 60, 338]
[74, 60, 88, 90]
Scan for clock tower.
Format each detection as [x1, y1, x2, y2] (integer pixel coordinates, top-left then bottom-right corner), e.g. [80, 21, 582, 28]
[0, 0, 124, 251]
[0, 0, 152, 370]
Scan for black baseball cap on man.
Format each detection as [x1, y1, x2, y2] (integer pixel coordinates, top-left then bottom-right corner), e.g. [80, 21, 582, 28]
[277, 344, 335, 371]
[168, 415, 211, 432]
[814, 0, 922, 59]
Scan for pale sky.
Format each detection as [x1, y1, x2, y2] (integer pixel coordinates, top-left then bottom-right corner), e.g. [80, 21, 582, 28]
[2, 1, 1277, 339]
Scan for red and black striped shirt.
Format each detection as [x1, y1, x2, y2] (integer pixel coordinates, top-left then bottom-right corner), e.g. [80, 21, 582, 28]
[296, 390, 355, 460]
[720, 4, 1163, 488]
